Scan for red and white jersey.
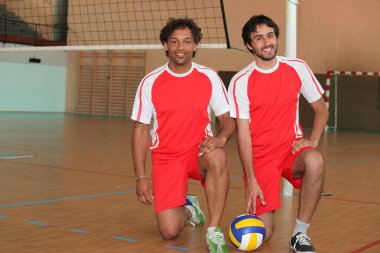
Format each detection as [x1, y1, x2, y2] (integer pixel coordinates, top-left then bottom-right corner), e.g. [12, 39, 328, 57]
[228, 56, 324, 157]
[131, 62, 229, 157]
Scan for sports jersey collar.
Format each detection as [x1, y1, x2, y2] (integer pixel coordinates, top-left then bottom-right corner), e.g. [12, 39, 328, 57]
[253, 56, 280, 74]
[165, 62, 194, 77]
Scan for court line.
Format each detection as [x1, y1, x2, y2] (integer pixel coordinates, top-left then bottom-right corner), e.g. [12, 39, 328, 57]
[0, 190, 135, 208]
[113, 236, 138, 242]
[349, 239, 380, 253]
[28, 221, 48, 226]
[68, 228, 90, 234]
[164, 245, 189, 251]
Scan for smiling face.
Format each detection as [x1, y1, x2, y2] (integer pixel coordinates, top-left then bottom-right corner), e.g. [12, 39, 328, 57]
[247, 24, 278, 68]
[164, 27, 197, 73]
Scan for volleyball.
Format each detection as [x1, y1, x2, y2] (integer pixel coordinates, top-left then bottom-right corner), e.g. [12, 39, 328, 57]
[229, 214, 266, 251]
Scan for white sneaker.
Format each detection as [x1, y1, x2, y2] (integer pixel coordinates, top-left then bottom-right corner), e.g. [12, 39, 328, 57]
[185, 194, 205, 226]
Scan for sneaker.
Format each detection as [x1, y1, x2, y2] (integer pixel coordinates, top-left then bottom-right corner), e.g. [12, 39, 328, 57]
[289, 232, 316, 253]
[206, 227, 229, 253]
[185, 194, 206, 226]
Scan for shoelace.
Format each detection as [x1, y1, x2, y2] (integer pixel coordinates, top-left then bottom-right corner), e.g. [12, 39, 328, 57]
[210, 231, 225, 245]
[297, 234, 312, 246]
[186, 205, 197, 227]
[188, 219, 196, 227]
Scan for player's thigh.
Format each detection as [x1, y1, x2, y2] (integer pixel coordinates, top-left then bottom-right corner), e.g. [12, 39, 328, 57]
[152, 158, 189, 212]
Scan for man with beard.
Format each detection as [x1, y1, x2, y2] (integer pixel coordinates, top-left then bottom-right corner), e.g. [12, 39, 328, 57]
[228, 15, 328, 253]
[131, 18, 235, 253]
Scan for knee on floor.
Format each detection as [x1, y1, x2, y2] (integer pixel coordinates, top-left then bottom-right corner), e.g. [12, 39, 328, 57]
[159, 226, 182, 240]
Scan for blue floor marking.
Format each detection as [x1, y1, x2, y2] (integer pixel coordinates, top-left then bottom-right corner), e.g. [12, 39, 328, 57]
[28, 221, 48, 226]
[68, 228, 90, 234]
[0, 215, 8, 219]
[113, 236, 138, 242]
[0, 190, 135, 208]
[164, 245, 188, 251]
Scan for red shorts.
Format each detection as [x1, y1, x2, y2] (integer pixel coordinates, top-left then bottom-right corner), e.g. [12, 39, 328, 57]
[151, 148, 204, 213]
[246, 146, 314, 216]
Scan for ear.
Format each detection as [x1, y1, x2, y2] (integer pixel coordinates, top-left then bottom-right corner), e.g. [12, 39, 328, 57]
[193, 43, 198, 53]
[164, 42, 168, 51]
[246, 42, 253, 51]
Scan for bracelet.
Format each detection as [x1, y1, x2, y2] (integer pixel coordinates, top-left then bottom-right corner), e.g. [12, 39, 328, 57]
[136, 175, 148, 181]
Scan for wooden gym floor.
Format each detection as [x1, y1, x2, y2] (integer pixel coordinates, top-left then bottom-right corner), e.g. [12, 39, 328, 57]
[0, 113, 379, 253]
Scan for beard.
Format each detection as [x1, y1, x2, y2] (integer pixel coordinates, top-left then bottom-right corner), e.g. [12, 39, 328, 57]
[253, 44, 278, 61]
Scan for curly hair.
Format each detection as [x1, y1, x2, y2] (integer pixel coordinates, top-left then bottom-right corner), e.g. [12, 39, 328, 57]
[242, 15, 280, 54]
[159, 17, 203, 57]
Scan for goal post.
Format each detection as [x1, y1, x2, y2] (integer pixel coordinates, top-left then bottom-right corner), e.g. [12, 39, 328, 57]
[324, 70, 380, 131]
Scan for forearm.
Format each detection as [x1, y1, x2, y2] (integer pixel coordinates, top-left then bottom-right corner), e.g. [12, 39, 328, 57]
[236, 119, 256, 182]
[309, 98, 329, 146]
[238, 135, 256, 181]
[216, 112, 236, 144]
[131, 122, 150, 177]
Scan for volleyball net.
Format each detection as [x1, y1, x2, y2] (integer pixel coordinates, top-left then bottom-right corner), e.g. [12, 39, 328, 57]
[0, 0, 230, 51]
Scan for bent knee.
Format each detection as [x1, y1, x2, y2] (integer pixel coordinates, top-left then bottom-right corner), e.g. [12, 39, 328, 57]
[305, 152, 324, 173]
[159, 226, 181, 240]
[263, 224, 275, 242]
[202, 148, 227, 168]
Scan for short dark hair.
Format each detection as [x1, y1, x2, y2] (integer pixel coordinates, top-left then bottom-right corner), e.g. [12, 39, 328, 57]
[242, 15, 280, 54]
[159, 17, 203, 57]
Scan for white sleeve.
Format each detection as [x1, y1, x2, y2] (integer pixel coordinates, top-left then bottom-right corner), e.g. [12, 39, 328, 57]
[228, 73, 250, 119]
[299, 62, 325, 103]
[131, 77, 153, 124]
[209, 72, 229, 116]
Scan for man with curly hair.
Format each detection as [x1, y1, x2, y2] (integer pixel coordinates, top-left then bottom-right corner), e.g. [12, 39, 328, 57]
[131, 18, 235, 253]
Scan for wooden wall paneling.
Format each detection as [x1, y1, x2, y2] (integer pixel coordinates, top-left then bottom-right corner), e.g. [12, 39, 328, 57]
[125, 52, 146, 117]
[77, 52, 95, 114]
[109, 51, 128, 116]
[92, 51, 111, 115]
[76, 50, 146, 117]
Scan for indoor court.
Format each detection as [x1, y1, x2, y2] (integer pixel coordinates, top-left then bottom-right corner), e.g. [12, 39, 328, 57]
[0, 113, 379, 253]
[1, 0, 380, 253]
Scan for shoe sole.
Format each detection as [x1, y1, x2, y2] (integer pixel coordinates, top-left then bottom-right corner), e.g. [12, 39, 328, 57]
[289, 245, 315, 253]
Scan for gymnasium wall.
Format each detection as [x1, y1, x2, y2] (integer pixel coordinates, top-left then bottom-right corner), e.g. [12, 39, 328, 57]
[0, 61, 66, 112]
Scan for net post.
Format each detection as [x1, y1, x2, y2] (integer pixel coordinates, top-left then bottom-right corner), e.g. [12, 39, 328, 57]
[220, 0, 230, 49]
[334, 73, 338, 131]
[283, 0, 299, 197]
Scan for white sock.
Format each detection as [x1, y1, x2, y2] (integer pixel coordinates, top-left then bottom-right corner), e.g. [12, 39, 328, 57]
[292, 219, 310, 236]
[207, 226, 216, 234]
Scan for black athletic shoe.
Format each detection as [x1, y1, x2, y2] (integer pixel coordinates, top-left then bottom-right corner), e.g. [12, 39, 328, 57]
[289, 232, 316, 253]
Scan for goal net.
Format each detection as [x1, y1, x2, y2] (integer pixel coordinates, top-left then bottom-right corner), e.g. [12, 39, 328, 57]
[0, 0, 229, 51]
[325, 71, 380, 132]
